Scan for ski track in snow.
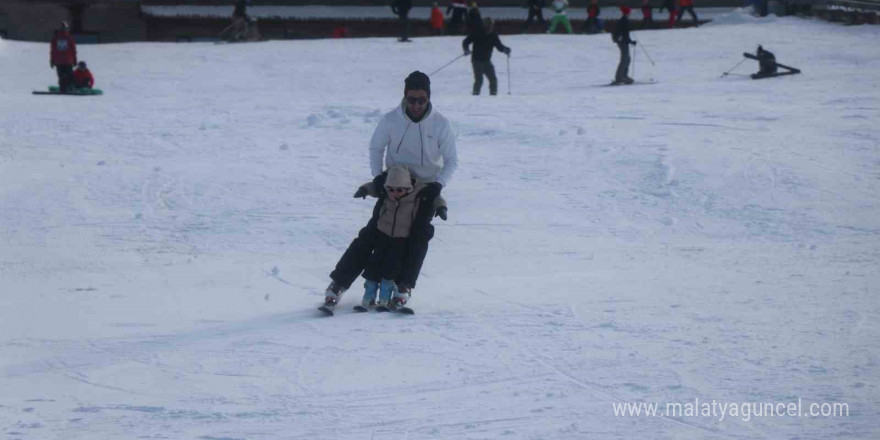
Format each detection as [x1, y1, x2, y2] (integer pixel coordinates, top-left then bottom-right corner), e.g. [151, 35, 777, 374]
[2, 12, 880, 440]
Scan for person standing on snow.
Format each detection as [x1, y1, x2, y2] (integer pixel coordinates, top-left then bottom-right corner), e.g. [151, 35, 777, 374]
[641, 0, 654, 28]
[392, 0, 414, 42]
[447, 0, 468, 34]
[677, 0, 699, 26]
[583, 0, 601, 34]
[658, 0, 676, 27]
[431, 2, 446, 35]
[547, 0, 573, 34]
[322, 71, 457, 312]
[611, 6, 636, 85]
[463, 17, 511, 96]
[522, 0, 546, 32]
[50, 21, 77, 93]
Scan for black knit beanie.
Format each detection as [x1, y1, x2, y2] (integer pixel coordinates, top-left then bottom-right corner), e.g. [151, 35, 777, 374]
[404, 71, 431, 98]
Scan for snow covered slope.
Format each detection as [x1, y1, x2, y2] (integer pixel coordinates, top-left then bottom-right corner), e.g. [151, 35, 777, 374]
[2, 13, 879, 439]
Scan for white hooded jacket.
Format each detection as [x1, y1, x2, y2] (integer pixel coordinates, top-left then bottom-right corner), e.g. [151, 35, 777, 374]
[369, 101, 458, 187]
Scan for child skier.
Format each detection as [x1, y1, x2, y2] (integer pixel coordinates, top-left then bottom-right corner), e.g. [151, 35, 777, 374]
[351, 165, 445, 311]
[72, 61, 94, 90]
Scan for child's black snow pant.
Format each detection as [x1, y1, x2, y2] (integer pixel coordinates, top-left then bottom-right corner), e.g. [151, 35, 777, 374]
[363, 233, 407, 282]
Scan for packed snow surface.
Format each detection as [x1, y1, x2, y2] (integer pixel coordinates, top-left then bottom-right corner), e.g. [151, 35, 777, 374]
[2, 14, 879, 440]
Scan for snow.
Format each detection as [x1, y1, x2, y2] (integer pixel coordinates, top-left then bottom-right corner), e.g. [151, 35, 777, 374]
[3, 15, 880, 440]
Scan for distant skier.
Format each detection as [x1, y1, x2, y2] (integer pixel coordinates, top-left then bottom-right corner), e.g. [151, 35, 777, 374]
[465, 2, 484, 36]
[50, 22, 77, 94]
[392, 0, 413, 42]
[583, 0, 601, 34]
[431, 2, 446, 35]
[522, 0, 546, 32]
[658, 0, 676, 27]
[321, 71, 458, 313]
[72, 61, 94, 90]
[641, 0, 654, 28]
[677, 0, 699, 26]
[447, 0, 468, 34]
[349, 165, 447, 310]
[547, 0, 573, 34]
[611, 6, 636, 85]
[232, 0, 249, 19]
[463, 18, 511, 96]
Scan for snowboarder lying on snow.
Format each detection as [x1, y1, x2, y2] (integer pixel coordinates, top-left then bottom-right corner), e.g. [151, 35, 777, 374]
[351, 165, 447, 309]
[322, 71, 458, 313]
[73, 61, 94, 89]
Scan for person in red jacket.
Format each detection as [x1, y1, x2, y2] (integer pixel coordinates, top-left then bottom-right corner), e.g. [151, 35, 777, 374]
[73, 61, 94, 89]
[430, 2, 445, 35]
[641, 0, 654, 28]
[677, 0, 699, 26]
[583, 0, 601, 33]
[50, 22, 77, 93]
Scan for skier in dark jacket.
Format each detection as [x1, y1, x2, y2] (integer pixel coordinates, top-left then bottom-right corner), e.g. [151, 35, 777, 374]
[465, 2, 484, 36]
[583, 0, 601, 34]
[463, 17, 511, 95]
[641, 0, 654, 28]
[50, 22, 77, 93]
[392, 0, 413, 41]
[447, 0, 468, 34]
[522, 0, 546, 31]
[611, 6, 636, 85]
[753, 45, 777, 77]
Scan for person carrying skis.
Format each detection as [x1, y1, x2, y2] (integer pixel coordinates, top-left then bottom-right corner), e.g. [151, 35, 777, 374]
[392, 0, 414, 41]
[50, 21, 77, 94]
[583, 0, 601, 34]
[677, 0, 699, 26]
[447, 0, 468, 34]
[522, 0, 546, 32]
[547, 0, 573, 34]
[349, 165, 446, 309]
[611, 6, 636, 85]
[72, 61, 94, 90]
[322, 71, 458, 312]
[463, 17, 511, 96]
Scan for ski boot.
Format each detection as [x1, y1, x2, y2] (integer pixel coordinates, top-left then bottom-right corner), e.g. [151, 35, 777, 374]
[318, 281, 346, 316]
[392, 284, 414, 315]
[354, 280, 379, 312]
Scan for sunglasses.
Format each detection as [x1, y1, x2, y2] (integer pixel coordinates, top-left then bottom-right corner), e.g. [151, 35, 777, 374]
[386, 186, 410, 193]
[406, 97, 428, 105]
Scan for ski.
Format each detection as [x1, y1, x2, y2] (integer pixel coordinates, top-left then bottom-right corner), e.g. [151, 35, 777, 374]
[353, 305, 371, 312]
[318, 303, 336, 316]
[750, 71, 800, 80]
[600, 80, 657, 87]
[375, 304, 414, 314]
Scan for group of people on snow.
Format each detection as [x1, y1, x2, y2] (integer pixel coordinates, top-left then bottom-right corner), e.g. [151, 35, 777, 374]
[49, 22, 95, 93]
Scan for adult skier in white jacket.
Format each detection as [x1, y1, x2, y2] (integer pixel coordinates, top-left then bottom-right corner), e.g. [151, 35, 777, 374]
[323, 71, 458, 311]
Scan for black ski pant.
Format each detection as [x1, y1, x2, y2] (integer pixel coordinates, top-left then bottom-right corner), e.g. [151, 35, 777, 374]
[583, 17, 601, 34]
[472, 60, 498, 95]
[398, 13, 411, 40]
[522, 8, 545, 30]
[56, 64, 74, 93]
[615, 42, 631, 82]
[677, 6, 698, 25]
[363, 233, 407, 282]
[330, 184, 439, 291]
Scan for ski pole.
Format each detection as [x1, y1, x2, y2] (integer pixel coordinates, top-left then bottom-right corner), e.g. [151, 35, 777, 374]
[721, 58, 747, 78]
[430, 53, 467, 76]
[632, 43, 637, 79]
[506, 54, 511, 95]
[639, 43, 656, 66]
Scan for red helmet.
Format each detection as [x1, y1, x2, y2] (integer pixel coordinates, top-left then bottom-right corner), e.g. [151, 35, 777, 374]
[620, 5, 632, 14]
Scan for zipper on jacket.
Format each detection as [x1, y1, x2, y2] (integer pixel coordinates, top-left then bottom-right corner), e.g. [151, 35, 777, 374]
[390, 202, 401, 236]
[396, 122, 411, 154]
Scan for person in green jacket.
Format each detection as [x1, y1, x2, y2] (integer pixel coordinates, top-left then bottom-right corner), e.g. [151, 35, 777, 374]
[547, 0, 573, 34]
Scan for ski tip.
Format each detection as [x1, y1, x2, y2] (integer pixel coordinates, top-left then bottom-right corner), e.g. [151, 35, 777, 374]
[353, 305, 370, 313]
[318, 306, 335, 316]
[398, 307, 415, 315]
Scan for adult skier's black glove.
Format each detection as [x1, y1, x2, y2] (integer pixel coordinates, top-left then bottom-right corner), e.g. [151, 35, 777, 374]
[353, 186, 368, 199]
[426, 181, 443, 194]
[464, 49, 471, 56]
[504, 47, 512, 55]
[372, 173, 388, 198]
[435, 206, 448, 221]
[631, 40, 637, 46]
